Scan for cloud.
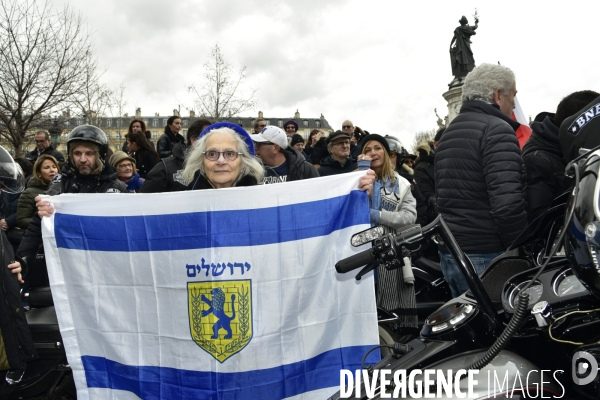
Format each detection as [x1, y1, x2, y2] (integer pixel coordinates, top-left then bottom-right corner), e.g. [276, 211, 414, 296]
[47, 0, 600, 145]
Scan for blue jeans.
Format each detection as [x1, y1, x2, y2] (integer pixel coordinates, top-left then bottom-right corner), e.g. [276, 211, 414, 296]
[439, 251, 503, 298]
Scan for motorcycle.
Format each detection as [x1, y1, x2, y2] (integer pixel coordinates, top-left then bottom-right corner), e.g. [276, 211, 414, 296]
[329, 147, 600, 399]
[376, 254, 451, 356]
[0, 286, 75, 399]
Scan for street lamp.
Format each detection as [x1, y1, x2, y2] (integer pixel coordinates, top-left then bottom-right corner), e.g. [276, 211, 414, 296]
[48, 118, 62, 149]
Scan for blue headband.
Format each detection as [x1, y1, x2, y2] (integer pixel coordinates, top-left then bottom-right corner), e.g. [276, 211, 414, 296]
[199, 122, 255, 156]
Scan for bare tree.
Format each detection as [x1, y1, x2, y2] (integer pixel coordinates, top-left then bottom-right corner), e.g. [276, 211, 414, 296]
[107, 83, 128, 149]
[411, 129, 436, 154]
[109, 84, 128, 121]
[71, 58, 113, 126]
[189, 44, 256, 119]
[0, 0, 94, 156]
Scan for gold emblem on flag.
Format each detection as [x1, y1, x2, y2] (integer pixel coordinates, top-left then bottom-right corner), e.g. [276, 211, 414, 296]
[188, 280, 252, 363]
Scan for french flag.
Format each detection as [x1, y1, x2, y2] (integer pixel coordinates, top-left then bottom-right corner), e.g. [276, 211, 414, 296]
[512, 96, 532, 149]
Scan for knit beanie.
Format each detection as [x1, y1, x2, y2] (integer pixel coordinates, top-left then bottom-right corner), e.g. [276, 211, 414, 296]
[360, 134, 391, 155]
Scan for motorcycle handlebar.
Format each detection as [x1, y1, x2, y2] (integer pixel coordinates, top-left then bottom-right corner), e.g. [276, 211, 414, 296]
[335, 248, 376, 273]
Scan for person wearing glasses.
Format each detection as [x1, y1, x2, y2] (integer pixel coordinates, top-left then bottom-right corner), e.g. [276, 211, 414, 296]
[25, 131, 65, 164]
[252, 118, 267, 134]
[109, 151, 144, 192]
[341, 120, 354, 137]
[283, 120, 298, 145]
[184, 122, 264, 190]
[252, 126, 318, 184]
[316, 130, 357, 177]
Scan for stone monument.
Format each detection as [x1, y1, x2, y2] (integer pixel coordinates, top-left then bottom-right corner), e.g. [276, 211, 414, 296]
[443, 10, 479, 124]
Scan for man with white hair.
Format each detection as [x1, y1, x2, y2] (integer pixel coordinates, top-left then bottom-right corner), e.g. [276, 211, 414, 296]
[434, 63, 527, 297]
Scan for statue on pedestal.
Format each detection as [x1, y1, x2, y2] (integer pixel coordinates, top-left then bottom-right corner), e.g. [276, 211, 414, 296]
[449, 12, 479, 88]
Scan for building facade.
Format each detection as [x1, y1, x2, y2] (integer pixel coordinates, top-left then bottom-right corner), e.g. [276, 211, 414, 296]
[21, 110, 333, 155]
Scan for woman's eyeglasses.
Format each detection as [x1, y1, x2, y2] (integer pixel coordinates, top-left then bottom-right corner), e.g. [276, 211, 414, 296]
[203, 150, 241, 161]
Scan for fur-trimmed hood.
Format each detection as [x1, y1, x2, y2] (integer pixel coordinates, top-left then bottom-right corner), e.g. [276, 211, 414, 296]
[416, 140, 432, 156]
[401, 163, 414, 175]
[416, 140, 435, 164]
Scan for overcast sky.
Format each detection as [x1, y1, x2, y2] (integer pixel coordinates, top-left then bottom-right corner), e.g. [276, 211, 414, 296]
[54, 0, 600, 147]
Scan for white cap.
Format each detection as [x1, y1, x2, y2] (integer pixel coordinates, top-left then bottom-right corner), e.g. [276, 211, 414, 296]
[251, 126, 288, 149]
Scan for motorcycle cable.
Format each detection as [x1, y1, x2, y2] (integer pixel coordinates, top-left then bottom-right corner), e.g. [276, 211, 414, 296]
[548, 307, 600, 345]
[361, 343, 413, 369]
[462, 157, 583, 376]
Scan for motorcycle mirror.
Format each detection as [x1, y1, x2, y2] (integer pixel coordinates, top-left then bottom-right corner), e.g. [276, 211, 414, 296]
[350, 226, 386, 247]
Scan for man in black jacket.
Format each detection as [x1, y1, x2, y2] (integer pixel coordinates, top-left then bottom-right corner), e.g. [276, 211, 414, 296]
[523, 90, 599, 222]
[141, 119, 212, 193]
[25, 131, 65, 164]
[317, 130, 357, 176]
[156, 116, 185, 158]
[253, 126, 319, 183]
[10, 126, 127, 286]
[435, 63, 527, 297]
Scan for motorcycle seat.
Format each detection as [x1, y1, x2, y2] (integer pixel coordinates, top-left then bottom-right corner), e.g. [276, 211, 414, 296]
[25, 306, 65, 358]
[26, 306, 59, 331]
[27, 286, 54, 308]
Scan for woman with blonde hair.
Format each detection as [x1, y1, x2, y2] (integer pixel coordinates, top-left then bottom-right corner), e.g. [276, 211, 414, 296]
[16, 154, 59, 229]
[359, 133, 417, 332]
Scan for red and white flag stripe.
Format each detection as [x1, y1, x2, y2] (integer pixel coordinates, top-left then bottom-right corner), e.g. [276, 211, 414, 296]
[511, 96, 531, 149]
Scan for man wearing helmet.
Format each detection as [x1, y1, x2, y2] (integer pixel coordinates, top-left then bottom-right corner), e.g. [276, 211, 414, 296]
[384, 135, 428, 226]
[9, 126, 127, 284]
[0, 146, 37, 385]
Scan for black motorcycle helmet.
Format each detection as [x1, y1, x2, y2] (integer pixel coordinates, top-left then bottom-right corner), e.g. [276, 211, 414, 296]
[0, 146, 24, 194]
[384, 135, 408, 171]
[66, 125, 108, 160]
[564, 153, 600, 300]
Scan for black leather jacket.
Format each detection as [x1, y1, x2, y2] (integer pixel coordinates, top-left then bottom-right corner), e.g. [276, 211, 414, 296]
[156, 127, 185, 158]
[141, 142, 189, 193]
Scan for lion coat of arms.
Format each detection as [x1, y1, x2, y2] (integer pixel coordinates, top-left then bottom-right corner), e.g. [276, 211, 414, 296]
[188, 280, 252, 363]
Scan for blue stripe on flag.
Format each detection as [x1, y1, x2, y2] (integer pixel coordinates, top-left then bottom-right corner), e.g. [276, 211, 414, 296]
[82, 345, 379, 399]
[54, 191, 368, 251]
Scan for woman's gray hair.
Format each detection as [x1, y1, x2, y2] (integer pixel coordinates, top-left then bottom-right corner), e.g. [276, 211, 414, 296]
[183, 127, 264, 184]
[461, 63, 516, 102]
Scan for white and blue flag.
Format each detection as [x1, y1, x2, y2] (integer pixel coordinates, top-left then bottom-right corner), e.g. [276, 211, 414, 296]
[42, 172, 379, 399]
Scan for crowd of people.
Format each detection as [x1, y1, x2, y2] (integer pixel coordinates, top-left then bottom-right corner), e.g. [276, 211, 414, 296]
[2, 61, 599, 383]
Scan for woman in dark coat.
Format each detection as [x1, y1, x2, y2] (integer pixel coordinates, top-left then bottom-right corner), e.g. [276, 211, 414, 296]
[17, 155, 59, 230]
[126, 131, 160, 179]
